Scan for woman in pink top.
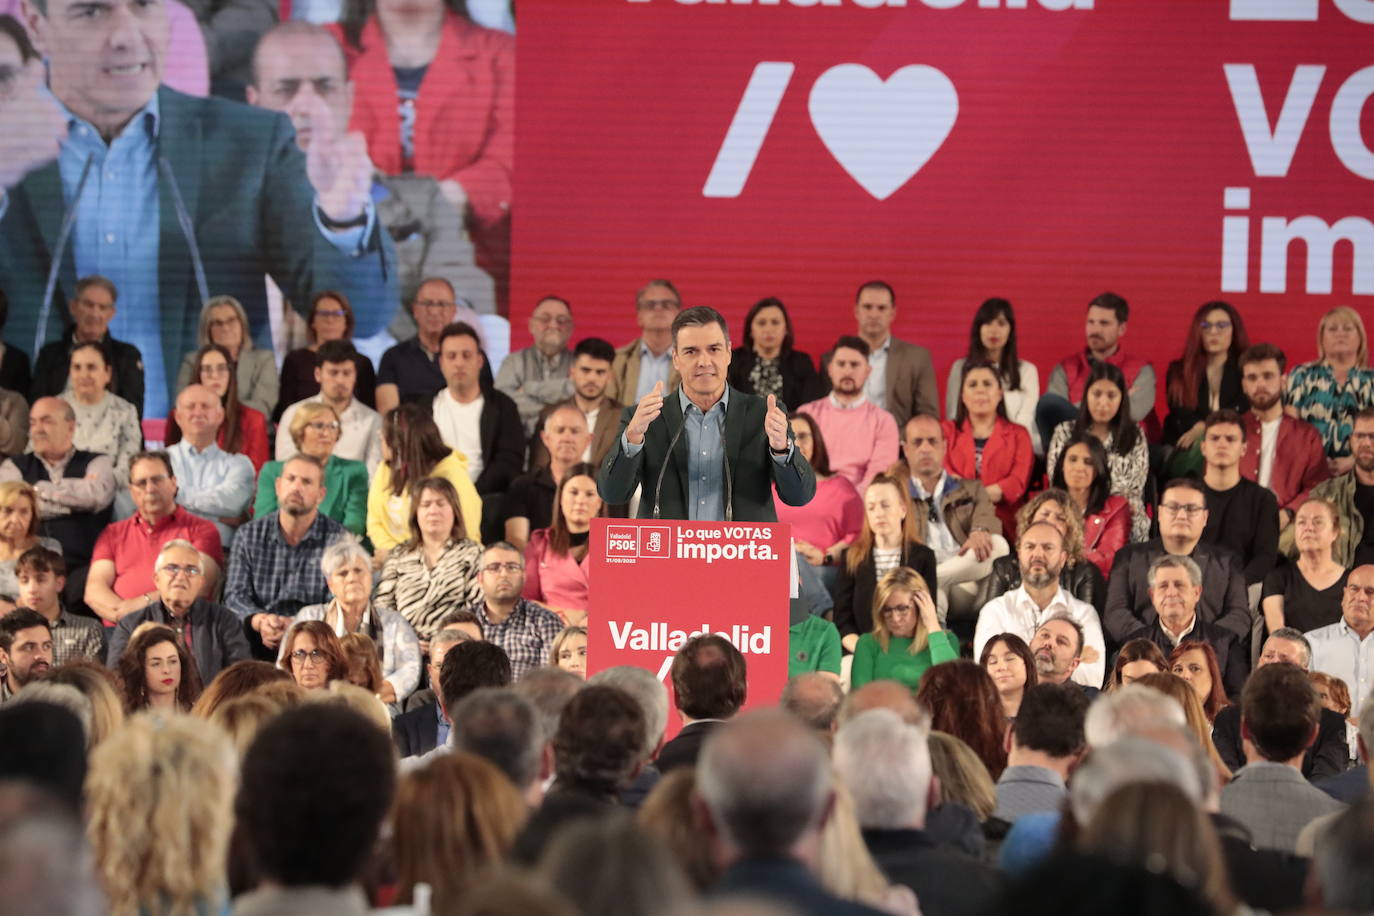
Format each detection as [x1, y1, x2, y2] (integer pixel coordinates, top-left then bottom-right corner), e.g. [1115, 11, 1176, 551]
[776, 412, 863, 590]
[523, 462, 603, 627]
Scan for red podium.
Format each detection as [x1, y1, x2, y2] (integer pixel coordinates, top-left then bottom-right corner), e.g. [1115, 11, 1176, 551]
[587, 518, 792, 738]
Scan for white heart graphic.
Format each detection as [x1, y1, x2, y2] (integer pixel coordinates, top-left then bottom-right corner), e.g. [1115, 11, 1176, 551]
[808, 64, 959, 200]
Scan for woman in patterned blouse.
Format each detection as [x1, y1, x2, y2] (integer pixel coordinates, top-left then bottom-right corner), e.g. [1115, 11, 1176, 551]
[727, 297, 819, 409]
[62, 340, 142, 490]
[1286, 306, 1374, 474]
[374, 476, 484, 647]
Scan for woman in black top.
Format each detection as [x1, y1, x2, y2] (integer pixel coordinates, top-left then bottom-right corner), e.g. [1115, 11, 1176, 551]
[1261, 498, 1348, 634]
[273, 291, 378, 421]
[1163, 301, 1250, 476]
[728, 297, 819, 409]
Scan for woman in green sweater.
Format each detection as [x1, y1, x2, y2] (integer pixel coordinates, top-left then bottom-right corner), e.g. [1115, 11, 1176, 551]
[850, 566, 957, 690]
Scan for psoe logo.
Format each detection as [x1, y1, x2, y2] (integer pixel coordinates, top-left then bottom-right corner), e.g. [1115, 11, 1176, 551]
[606, 526, 639, 559]
[640, 526, 673, 559]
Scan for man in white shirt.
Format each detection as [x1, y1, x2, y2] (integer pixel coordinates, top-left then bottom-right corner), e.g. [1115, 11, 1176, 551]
[276, 340, 383, 473]
[974, 521, 1105, 688]
[166, 385, 255, 549]
[1308, 564, 1374, 717]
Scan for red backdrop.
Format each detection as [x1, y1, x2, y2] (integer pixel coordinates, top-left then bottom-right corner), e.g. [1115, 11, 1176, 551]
[509, 0, 1372, 411]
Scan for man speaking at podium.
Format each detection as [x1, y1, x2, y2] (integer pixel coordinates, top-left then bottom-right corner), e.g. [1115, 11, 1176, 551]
[599, 306, 815, 522]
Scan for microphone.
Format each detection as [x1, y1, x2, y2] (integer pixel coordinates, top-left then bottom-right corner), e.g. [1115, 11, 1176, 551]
[159, 156, 210, 307]
[652, 412, 688, 520]
[35, 153, 95, 358]
[721, 411, 734, 523]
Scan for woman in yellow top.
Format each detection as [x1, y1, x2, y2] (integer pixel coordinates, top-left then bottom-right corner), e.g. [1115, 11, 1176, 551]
[850, 566, 957, 691]
[367, 403, 482, 563]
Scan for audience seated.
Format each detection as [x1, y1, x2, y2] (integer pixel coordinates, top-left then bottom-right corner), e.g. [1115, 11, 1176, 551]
[1046, 361, 1151, 543]
[611, 280, 682, 403]
[30, 275, 145, 416]
[780, 672, 844, 737]
[776, 412, 862, 581]
[788, 590, 843, 679]
[1036, 292, 1156, 452]
[375, 477, 485, 644]
[980, 633, 1037, 720]
[974, 489, 1107, 614]
[1161, 301, 1250, 477]
[392, 627, 466, 756]
[728, 296, 820, 408]
[974, 521, 1107, 689]
[1028, 615, 1091, 690]
[0, 482, 60, 607]
[377, 279, 467, 416]
[1218, 662, 1347, 853]
[86, 714, 236, 914]
[167, 384, 256, 549]
[176, 296, 279, 420]
[943, 360, 1033, 537]
[1237, 344, 1328, 537]
[528, 337, 623, 471]
[547, 684, 645, 808]
[277, 619, 348, 692]
[947, 299, 1040, 449]
[1103, 478, 1251, 650]
[86, 451, 223, 625]
[927, 731, 999, 831]
[1301, 406, 1374, 567]
[1050, 434, 1131, 577]
[1286, 306, 1374, 473]
[413, 641, 516, 768]
[504, 407, 592, 549]
[258, 402, 368, 536]
[1306, 563, 1374, 719]
[994, 683, 1089, 822]
[799, 336, 899, 492]
[834, 474, 937, 650]
[0, 397, 115, 582]
[273, 292, 378, 421]
[0, 382, 25, 458]
[1311, 797, 1374, 912]
[168, 343, 271, 472]
[851, 567, 956, 690]
[463, 542, 564, 683]
[0, 607, 52, 702]
[522, 463, 604, 626]
[275, 339, 383, 474]
[496, 296, 575, 436]
[367, 401, 483, 559]
[657, 633, 746, 774]
[1212, 629, 1350, 779]
[1130, 672, 1232, 785]
[539, 816, 695, 916]
[225, 454, 348, 656]
[1198, 410, 1279, 587]
[14, 548, 102, 665]
[828, 281, 938, 426]
[1306, 670, 1360, 777]
[917, 660, 1009, 779]
[1262, 497, 1347, 635]
[549, 625, 587, 679]
[115, 622, 201, 713]
[511, 666, 584, 757]
[450, 687, 548, 807]
[61, 341, 143, 495]
[1168, 641, 1234, 724]
[587, 665, 670, 804]
[1105, 637, 1167, 692]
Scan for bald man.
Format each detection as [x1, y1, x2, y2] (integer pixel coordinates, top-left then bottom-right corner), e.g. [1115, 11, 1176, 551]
[166, 385, 255, 549]
[502, 404, 593, 549]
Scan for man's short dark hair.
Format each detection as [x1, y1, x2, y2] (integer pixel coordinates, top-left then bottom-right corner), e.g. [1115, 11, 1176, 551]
[438, 641, 512, 712]
[451, 688, 543, 791]
[833, 335, 871, 360]
[1012, 683, 1089, 758]
[14, 546, 65, 580]
[1238, 342, 1287, 374]
[1204, 409, 1247, 443]
[74, 274, 117, 305]
[855, 280, 895, 304]
[1160, 477, 1206, 500]
[552, 685, 645, 796]
[573, 337, 616, 364]
[235, 704, 396, 887]
[1241, 662, 1321, 762]
[0, 608, 50, 653]
[130, 449, 174, 478]
[1088, 291, 1129, 323]
[0, 703, 87, 813]
[316, 339, 360, 367]
[1038, 613, 1085, 659]
[436, 608, 485, 639]
[671, 634, 747, 720]
[512, 667, 584, 742]
[412, 276, 456, 305]
[438, 321, 482, 351]
[670, 306, 730, 349]
[1314, 797, 1374, 911]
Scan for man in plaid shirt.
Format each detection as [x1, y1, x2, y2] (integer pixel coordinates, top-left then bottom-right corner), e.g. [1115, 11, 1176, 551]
[16, 546, 104, 666]
[224, 455, 347, 658]
[467, 542, 564, 681]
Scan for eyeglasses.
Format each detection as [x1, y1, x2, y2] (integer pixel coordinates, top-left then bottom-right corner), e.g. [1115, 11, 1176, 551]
[291, 649, 328, 666]
[481, 562, 523, 575]
[314, 309, 347, 319]
[1344, 584, 1374, 600]
[1159, 502, 1206, 516]
[130, 474, 170, 490]
[880, 604, 916, 619]
[75, 296, 113, 312]
[638, 298, 680, 311]
[207, 317, 239, 329]
[159, 564, 202, 579]
[533, 315, 573, 327]
[306, 421, 341, 433]
[414, 298, 455, 310]
[1199, 320, 1231, 332]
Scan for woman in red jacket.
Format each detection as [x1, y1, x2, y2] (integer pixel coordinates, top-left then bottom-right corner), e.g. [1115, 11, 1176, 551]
[943, 360, 1033, 538]
[1052, 433, 1131, 578]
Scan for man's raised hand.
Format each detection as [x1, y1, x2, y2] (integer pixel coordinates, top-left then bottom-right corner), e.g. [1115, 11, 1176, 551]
[765, 394, 789, 452]
[625, 381, 665, 445]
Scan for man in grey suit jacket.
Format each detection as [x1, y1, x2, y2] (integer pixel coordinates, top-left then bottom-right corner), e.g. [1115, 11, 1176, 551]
[1219, 662, 1346, 853]
[598, 307, 815, 522]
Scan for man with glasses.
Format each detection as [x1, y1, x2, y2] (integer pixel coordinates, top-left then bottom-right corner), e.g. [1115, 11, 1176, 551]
[1104, 478, 1251, 652]
[166, 384, 255, 549]
[375, 277, 493, 416]
[105, 539, 249, 682]
[464, 542, 562, 682]
[275, 339, 383, 473]
[496, 296, 575, 437]
[85, 451, 223, 625]
[1308, 566, 1374, 718]
[29, 275, 145, 417]
[1301, 408, 1374, 568]
[611, 280, 683, 403]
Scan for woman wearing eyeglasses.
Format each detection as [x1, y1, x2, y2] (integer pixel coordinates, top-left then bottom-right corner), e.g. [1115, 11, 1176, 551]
[167, 342, 271, 472]
[849, 567, 956, 691]
[273, 291, 378, 423]
[278, 619, 349, 691]
[1162, 301, 1250, 478]
[176, 296, 279, 420]
[254, 402, 369, 536]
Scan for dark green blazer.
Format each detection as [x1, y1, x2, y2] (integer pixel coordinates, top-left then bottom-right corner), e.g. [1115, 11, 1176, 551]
[597, 386, 816, 522]
[0, 87, 397, 398]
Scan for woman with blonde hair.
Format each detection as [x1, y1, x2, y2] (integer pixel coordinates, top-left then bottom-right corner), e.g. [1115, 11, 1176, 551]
[818, 781, 920, 915]
[1136, 671, 1231, 783]
[0, 481, 59, 606]
[390, 751, 529, 912]
[176, 295, 279, 418]
[254, 401, 369, 535]
[45, 660, 125, 748]
[928, 731, 997, 822]
[189, 659, 292, 719]
[86, 713, 238, 915]
[208, 694, 282, 757]
[1263, 498, 1348, 632]
[549, 625, 587, 679]
[637, 768, 718, 891]
[1287, 305, 1374, 471]
[850, 566, 954, 690]
[974, 488, 1106, 613]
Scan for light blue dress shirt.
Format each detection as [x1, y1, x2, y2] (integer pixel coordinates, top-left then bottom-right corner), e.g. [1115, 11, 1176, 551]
[635, 342, 674, 401]
[166, 440, 255, 549]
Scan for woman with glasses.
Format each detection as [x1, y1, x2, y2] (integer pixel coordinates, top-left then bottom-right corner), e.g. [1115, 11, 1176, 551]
[167, 342, 270, 471]
[1162, 302, 1250, 478]
[277, 619, 348, 691]
[849, 567, 955, 690]
[1262, 498, 1348, 635]
[254, 402, 368, 535]
[273, 291, 378, 423]
[727, 297, 819, 408]
[375, 477, 485, 646]
[176, 295, 279, 419]
[289, 539, 420, 706]
[1287, 306, 1374, 474]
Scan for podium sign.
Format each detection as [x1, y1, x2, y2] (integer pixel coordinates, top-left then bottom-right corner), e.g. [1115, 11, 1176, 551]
[588, 518, 792, 737]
